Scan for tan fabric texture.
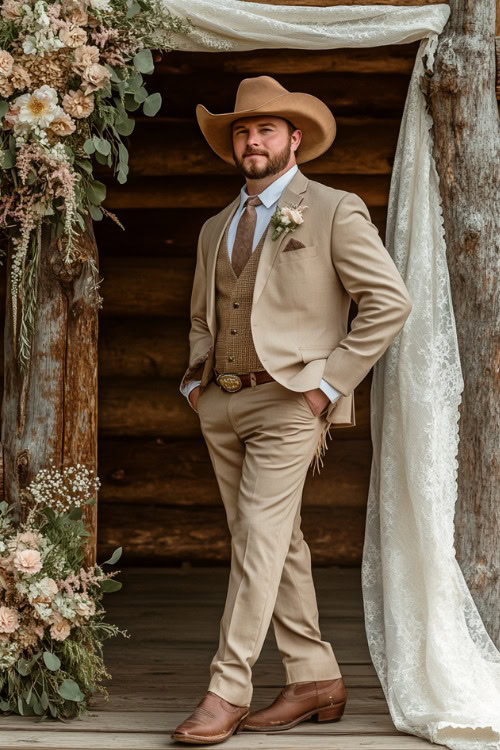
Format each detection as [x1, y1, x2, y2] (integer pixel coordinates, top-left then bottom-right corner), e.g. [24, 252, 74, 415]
[179, 167, 413, 431]
[197, 379, 343, 707]
[214, 220, 268, 374]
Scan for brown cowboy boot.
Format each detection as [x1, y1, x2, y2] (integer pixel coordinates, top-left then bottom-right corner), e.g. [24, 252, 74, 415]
[241, 678, 347, 732]
[171, 690, 250, 744]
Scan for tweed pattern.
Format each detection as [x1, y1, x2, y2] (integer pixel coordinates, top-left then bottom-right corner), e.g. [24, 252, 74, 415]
[214, 219, 271, 373]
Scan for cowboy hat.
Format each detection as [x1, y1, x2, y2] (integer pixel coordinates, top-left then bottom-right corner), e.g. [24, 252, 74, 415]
[196, 75, 336, 166]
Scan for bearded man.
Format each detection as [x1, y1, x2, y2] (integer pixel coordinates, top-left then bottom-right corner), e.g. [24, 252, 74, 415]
[172, 75, 412, 745]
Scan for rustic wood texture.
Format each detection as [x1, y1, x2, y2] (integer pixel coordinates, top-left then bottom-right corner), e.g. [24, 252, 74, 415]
[0, 567, 432, 749]
[424, 1, 500, 646]
[158, 45, 420, 75]
[1, 213, 99, 566]
[98, 437, 372, 507]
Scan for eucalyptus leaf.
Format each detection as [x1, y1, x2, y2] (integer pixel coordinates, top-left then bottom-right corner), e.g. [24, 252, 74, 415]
[115, 117, 135, 136]
[40, 691, 49, 710]
[75, 158, 93, 174]
[17, 696, 24, 715]
[124, 94, 141, 112]
[102, 546, 122, 565]
[143, 93, 161, 117]
[58, 678, 84, 702]
[95, 138, 111, 156]
[0, 100, 8, 117]
[89, 203, 103, 221]
[95, 151, 109, 165]
[126, 72, 143, 92]
[133, 48, 154, 75]
[83, 138, 95, 154]
[117, 170, 128, 185]
[0, 699, 10, 710]
[16, 657, 30, 676]
[118, 143, 129, 163]
[68, 506, 83, 520]
[100, 578, 122, 593]
[43, 651, 61, 671]
[126, 0, 141, 19]
[87, 179, 106, 204]
[133, 86, 148, 104]
[2, 151, 15, 169]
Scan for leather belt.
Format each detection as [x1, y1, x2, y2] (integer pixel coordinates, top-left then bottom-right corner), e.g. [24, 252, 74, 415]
[212, 369, 275, 392]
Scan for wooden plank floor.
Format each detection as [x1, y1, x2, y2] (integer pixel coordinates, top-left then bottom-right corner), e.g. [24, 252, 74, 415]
[0, 566, 432, 749]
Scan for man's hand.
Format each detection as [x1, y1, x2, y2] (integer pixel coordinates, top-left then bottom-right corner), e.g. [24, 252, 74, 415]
[303, 387, 331, 417]
[188, 385, 201, 413]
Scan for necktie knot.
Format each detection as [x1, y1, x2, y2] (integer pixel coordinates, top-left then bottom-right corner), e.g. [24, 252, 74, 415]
[246, 196, 262, 208]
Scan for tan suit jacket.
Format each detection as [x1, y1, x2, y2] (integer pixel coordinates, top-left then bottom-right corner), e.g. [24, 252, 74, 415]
[179, 167, 412, 428]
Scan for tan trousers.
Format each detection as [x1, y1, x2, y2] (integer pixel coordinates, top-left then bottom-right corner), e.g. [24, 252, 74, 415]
[196, 378, 342, 707]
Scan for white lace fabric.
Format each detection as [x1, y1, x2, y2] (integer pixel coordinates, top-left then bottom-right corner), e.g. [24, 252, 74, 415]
[158, 3, 500, 748]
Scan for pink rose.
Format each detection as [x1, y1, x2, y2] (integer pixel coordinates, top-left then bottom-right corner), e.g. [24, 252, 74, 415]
[50, 619, 71, 641]
[0, 605, 19, 633]
[13, 548, 42, 576]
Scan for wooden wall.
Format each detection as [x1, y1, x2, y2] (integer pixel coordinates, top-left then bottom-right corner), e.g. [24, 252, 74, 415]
[2, 44, 420, 565]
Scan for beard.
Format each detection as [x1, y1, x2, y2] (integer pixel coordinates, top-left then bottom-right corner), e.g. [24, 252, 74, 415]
[233, 137, 292, 179]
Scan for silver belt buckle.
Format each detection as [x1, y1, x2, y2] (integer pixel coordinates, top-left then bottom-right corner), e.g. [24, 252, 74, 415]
[216, 373, 243, 392]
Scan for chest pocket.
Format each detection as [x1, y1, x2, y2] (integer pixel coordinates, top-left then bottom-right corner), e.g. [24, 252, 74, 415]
[278, 244, 317, 263]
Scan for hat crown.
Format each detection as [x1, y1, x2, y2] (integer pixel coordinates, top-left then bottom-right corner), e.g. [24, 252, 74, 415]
[234, 75, 289, 114]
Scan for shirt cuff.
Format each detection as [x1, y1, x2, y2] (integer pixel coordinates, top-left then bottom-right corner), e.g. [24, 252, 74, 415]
[319, 378, 343, 403]
[181, 379, 202, 399]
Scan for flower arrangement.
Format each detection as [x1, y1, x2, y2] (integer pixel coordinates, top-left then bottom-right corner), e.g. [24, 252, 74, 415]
[270, 203, 308, 241]
[0, 461, 127, 719]
[0, 0, 192, 372]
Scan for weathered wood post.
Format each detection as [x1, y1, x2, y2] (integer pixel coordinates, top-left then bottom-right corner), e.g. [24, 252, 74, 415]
[424, 0, 500, 644]
[1, 211, 99, 566]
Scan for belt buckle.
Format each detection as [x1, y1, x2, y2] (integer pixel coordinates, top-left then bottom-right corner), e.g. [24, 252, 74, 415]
[216, 373, 243, 392]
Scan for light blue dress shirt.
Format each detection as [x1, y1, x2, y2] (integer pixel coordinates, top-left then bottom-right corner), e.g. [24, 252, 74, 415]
[182, 164, 342, 405]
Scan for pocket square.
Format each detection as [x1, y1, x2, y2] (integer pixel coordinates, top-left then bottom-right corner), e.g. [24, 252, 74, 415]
[282, 238, 306, 252]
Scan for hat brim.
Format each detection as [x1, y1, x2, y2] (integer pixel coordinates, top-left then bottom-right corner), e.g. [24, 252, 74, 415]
[196, 92, 336, 166]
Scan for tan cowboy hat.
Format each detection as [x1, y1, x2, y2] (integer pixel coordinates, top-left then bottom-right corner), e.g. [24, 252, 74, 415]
[196, 75, 336, 166]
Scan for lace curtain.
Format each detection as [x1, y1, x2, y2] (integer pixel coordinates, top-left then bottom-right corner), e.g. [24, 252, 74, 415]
[156, 3, 500, 748]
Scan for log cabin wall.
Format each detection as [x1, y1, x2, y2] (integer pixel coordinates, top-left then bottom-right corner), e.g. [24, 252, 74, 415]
[20, 45, 419, 566]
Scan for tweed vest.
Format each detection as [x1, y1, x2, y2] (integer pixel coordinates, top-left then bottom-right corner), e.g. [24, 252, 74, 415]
[214, 219, 271, 373]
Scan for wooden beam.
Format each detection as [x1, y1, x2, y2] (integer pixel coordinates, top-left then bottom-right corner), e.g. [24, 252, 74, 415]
[97, 504, 366, 565]
[98, 436, 372, 508]
[158, 45, 420, 75]
[102, 175, 391, 209]
[97, 377, 371, 440]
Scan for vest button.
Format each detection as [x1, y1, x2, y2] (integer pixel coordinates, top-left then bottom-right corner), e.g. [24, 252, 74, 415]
[230, 328, 237, 335]
[233, 302, 240, 308]
[228, 356, 235, 362]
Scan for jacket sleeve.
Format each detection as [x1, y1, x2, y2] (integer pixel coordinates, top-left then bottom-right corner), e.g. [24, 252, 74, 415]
[322, 192, 412, 396]
[179, 220, 214, 395]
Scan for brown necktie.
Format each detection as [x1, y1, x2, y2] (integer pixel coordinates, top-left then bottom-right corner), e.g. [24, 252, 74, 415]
[231, 195, 262, 277]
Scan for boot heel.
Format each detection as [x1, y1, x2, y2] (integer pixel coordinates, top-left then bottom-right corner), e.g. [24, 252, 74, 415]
[315, 701, 346, 722]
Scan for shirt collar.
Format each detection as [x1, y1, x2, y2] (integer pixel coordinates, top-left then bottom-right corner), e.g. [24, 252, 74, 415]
[239, 164, 299, 209]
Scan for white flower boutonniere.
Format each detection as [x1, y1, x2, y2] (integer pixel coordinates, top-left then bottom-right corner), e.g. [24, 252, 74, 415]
[270, 203, 309, 241]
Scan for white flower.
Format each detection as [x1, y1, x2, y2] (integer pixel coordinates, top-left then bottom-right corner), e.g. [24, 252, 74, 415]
[281, 206, 306, 225]
[15, 84, 59, 129]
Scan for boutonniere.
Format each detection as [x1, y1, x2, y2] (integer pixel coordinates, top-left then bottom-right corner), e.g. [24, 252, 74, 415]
[270, 203, 309, 241]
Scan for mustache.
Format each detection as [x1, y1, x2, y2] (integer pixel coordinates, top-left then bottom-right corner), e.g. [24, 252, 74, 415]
[243, 152, 267, 157]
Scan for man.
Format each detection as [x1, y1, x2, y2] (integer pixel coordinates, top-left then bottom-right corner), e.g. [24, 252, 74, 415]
[172, 75, 412, 745]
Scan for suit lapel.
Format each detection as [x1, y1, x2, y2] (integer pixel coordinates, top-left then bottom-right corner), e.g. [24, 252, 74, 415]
[205, 168, 310, 337]
[253, 168, 309, 307]
[206, 195, 240, 338]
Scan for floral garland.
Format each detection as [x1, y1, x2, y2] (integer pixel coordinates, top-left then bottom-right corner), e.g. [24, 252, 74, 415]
[0, 0, 193, 372]
[0, 461, 126, 719]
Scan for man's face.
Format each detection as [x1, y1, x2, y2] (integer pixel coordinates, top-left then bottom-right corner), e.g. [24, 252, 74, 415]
[231, 116, 301, 179]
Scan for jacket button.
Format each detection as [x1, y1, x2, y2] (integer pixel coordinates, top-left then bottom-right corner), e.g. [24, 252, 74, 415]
[230, 328, 237, 335]
[228, 356, 235, 362]
[233, 302, 240, 308]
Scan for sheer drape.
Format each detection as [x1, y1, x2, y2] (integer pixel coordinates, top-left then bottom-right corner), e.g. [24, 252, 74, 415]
[156, 3, 500, 748]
